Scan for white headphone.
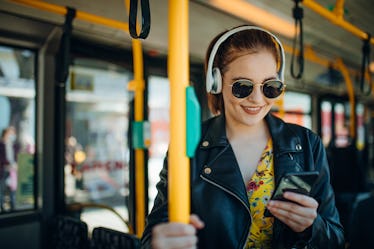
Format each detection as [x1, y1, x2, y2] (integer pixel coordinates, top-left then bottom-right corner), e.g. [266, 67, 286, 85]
[206, 26, 286, 94]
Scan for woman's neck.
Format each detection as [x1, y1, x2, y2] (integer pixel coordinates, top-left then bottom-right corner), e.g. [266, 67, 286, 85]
[226, 118, 268, 142]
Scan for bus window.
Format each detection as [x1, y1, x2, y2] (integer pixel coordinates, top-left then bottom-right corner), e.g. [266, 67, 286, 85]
[321, 101, 332, 147]
[0, 45, 36, 213]
[273, 91, 312, 129]
[334, 103, 350, 148]
[147, 75, 170, 212]
[356, 103, 365, 151]
[320, 100, 352, 148]
[65, 58, 132, 233]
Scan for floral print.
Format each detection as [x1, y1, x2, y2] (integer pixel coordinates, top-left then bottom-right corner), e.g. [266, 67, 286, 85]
[246, 139, 274, 249]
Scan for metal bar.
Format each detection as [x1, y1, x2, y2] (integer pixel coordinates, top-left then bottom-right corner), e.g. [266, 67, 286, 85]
[168, 0, 190, 223]
[302, 0, 374, 45]
[10, 0, 129, 32]
[124, 0, 146, 237]
[333, 0, 345, 19]
[283, 44, 367, 81]
[132, 39, 146, 237]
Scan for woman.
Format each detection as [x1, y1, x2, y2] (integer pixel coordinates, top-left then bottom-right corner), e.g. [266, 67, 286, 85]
[141, 26, 344, 249]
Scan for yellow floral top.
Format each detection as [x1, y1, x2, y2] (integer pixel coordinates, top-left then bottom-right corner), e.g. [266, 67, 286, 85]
[245, 139, 275, 249]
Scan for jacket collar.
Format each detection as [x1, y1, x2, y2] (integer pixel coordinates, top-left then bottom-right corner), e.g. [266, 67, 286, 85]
[200, 114, 228, 149]
[201, 113, 303, 155]
[265, 114, 304, 156]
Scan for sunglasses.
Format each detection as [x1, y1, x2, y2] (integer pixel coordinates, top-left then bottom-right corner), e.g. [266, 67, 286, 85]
[229, 79, 286, 99]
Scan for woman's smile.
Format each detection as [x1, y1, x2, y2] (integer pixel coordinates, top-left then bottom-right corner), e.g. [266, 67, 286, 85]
[241, 105, 264, 115]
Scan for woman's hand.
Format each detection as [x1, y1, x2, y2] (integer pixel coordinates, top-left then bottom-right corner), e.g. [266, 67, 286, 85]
[266, 192, 318, 232]
[151, 214, 205, 249]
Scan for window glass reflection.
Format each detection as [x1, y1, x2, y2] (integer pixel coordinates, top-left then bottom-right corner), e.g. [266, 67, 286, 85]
[147, 76, 170, 212]
[65, 59, 132, 233]
[272, 91, 312, 129]
[0, 45, 36, 213]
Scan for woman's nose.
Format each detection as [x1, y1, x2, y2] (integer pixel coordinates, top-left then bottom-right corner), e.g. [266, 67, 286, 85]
[247, 84, 263, 100]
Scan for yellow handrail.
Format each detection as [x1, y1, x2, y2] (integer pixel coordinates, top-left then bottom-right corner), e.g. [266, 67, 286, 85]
[283, 44, 371, 89]
[168, 0, 190, 223]
[124, 0, 146, 238]
[10, 0, 129, 32]
[302, 0, 374, 45]
[131, 41, 146, 238]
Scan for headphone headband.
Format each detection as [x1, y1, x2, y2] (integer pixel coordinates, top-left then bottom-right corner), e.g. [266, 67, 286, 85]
[206, 26, 285, 94]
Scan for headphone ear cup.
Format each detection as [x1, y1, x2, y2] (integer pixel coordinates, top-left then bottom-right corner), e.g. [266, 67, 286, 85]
[211, 67, 222, 94]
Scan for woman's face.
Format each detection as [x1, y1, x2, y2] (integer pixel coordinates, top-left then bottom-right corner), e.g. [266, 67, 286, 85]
[222, 49, 279, 128]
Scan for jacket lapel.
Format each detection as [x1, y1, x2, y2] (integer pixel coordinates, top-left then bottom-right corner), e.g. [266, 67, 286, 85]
[199, 115, 250, 212]
[266, 114, 305, 185]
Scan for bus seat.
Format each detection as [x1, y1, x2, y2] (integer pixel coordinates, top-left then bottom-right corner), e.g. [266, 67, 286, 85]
[90, 227, 140, 249]
[347, 193, 374, 248]
[53, 215, 89, 249]
[327, 144, 365, 193]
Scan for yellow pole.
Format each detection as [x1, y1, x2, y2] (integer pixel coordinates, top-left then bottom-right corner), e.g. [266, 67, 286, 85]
[333, 0, 345, 19]
[302, 0, 374, 45]
[168, 0, 190, 223]
[133, 39, 146, 237]
[124, 0, 146, 237]
[283, 44, 367, 81]
[10, 0, 129, 32]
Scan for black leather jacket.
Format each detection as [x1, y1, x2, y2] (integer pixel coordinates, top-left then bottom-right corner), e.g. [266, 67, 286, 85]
[141, 114, 345, 249]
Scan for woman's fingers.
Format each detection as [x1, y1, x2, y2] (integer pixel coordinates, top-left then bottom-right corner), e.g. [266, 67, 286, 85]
[190, 214, 205, 229]
[151, 214, 204, 249]
[152, 223, 197, 249]
[267, 192, 318, 232]
[283, 192, 319, 209]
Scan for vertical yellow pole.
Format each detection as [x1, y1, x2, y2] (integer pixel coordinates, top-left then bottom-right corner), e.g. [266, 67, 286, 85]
[125, 0, 146, 237]
[133, 39, 146, 237]
[168, 0, 190, 223]
[333, 0, 345, 19]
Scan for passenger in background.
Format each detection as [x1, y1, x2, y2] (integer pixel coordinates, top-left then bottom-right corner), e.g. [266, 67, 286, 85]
[0, 126, 19, 211]
[348, 192, 374, 249]
[141, 25, 344, 249]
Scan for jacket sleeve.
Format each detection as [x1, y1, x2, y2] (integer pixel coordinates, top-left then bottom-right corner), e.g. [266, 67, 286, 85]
[305, 134, 345, 248]
[140, 156, 169, 249]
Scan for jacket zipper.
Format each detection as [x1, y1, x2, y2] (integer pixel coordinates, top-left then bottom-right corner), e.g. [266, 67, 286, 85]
[200, 175, 252, 249]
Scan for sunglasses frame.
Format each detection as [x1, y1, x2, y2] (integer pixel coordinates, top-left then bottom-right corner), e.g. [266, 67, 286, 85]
[229, 79, 286, 99]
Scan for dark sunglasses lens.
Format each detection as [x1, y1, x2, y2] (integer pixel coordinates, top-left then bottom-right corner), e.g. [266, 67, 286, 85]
[232, 81, 253, 98]
[263, 80, 284, 98]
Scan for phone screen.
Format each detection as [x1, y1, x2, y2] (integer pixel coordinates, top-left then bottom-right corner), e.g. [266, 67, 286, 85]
[264, 171, 319, 217]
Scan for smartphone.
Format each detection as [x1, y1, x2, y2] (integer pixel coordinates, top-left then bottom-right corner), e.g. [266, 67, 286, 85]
[264, 171, 319, 217]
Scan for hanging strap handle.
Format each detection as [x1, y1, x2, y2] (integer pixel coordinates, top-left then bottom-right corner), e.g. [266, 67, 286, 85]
[360, 33, 372, 96]
[129, 0, 151, 39]
[290, 0, 304, 79]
